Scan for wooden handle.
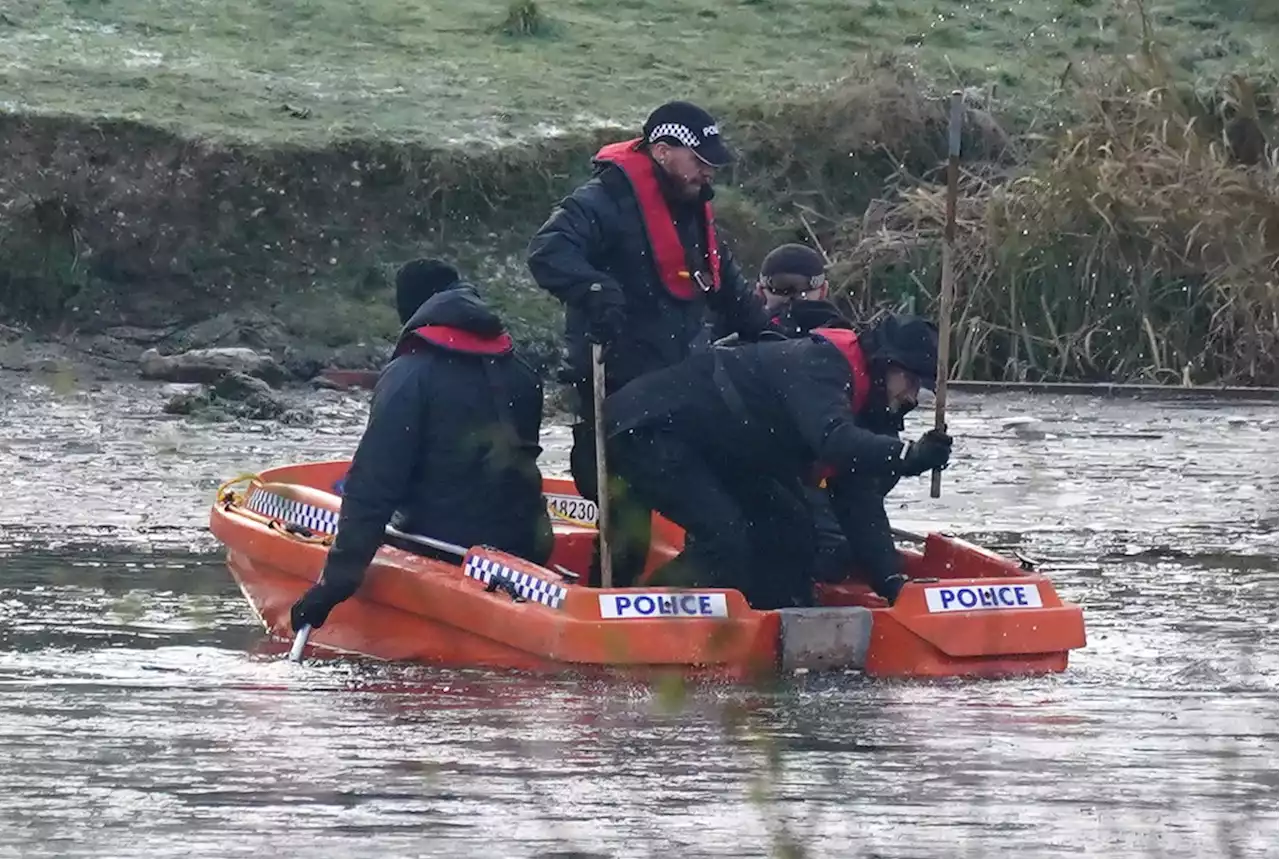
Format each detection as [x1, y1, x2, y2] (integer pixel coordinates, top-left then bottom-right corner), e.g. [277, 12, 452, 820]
[591, 342, 613, 588]
[931, 90, 964, 499]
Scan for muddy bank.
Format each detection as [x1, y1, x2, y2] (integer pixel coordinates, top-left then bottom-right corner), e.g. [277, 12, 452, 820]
[0, 313, 394, 429]
[0, 78, 1007, 386]
[1, 60, 1275, 388]
[0, 324, 576, 425]
[0, 311, 394, 383]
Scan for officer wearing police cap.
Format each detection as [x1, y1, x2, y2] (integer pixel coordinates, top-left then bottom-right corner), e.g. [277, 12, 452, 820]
[526, 100, 769, 587]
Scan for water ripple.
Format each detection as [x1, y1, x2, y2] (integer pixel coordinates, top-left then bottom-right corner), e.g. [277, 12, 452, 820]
[0, 377, 1275, 858]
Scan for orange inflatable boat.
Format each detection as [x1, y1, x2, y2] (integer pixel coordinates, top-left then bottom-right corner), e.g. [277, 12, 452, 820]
[208, 460, 1086, 681]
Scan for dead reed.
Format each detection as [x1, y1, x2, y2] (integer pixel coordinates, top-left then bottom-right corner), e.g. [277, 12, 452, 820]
[827, 54, 1277, 386]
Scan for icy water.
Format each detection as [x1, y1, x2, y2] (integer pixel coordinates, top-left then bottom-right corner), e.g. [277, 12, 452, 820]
[0, 376, 1276, 858]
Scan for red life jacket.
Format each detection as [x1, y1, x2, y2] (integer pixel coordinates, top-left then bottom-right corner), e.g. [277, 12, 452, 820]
[810, 327, 873, 484]
[593, 139, 721, 301]
[393, 324, 514, 359]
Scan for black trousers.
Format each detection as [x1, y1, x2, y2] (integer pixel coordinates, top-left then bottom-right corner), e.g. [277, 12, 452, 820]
[568, 385, 653, 589]
[607, 426, 817, 610]
[804, 484, 855, 583]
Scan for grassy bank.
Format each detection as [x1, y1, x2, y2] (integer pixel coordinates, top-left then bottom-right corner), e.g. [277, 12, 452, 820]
[4, 0, 1271, 144]
[0, 0, 1275, 383]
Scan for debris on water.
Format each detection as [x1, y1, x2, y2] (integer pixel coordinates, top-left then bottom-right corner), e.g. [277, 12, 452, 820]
[1106, 544, 1194, 560]
[161, 371, 314, 425]
[1084, 431, 1165, 440]
[140, 347, 287, 386]
[1168, 659, 1232, 687]
[1000, 415, 1047, 439]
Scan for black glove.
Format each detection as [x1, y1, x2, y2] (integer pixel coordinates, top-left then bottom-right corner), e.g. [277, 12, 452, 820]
[582, 281, 625, 346]
[878, 573, 908, 605]
[896, 428, 953, 477]
[290, 580, 350, 632]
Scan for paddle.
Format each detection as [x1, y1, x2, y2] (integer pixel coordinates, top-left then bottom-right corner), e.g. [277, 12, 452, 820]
[286, 526, 470, 663]
[591, 341, 614, 589]
[930, 89, 963, 500]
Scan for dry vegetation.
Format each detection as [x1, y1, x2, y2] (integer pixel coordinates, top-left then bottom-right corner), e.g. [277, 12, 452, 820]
[820, 48, 1277, 385]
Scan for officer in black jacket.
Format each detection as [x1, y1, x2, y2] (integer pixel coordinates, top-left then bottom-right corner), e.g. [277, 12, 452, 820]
[732, 243, 872, 583]
[755, 243, 841, 337]
[736, 243, 926, 584]
[290, 268, 553, 632]
[603, 314, 952, 608]
[696, 243, 845, 348]
[527, 100, 769, 587]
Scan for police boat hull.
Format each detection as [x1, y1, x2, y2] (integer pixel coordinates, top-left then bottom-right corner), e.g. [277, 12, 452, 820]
[209, 460, 1087, 680]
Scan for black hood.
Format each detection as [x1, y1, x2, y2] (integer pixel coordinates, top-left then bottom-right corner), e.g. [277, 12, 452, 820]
[397, 284, 506, 342]
[395, 258, 461, 324]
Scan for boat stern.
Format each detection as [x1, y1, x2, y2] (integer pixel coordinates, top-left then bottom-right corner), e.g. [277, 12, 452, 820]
[864, 577, 1087, 678]
[777, 606, 874, 673]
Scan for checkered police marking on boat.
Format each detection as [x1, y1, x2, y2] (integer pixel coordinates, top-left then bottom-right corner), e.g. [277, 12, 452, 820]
[924, 584, 1044, 613]
[599, 592, 729, 619]
[245, 488, 339, 535]
[464, 555, 567, 610]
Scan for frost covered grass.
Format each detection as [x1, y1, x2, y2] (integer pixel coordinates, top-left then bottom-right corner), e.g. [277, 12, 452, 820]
[0, 0, 1272, 143]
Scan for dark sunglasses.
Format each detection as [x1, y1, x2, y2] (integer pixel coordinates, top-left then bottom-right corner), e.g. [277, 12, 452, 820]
[761, 277, 826, 298]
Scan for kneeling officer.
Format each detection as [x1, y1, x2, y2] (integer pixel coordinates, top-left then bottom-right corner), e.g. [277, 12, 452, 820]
[603, 313, 952, 607]
[291, 265, 552, 633]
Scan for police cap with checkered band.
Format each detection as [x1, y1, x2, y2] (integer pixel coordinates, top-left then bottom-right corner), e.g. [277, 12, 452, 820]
[642, 101, 733, 167]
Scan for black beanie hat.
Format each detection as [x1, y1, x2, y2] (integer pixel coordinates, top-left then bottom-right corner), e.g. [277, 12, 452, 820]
[863, 313, 939, 390]
[760, 243, 827, 281]
[395, 258, 461, 324]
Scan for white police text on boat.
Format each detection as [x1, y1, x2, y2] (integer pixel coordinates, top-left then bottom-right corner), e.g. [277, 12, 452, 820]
[598, 592, 729, 619]
[924, 584, 1043, 613]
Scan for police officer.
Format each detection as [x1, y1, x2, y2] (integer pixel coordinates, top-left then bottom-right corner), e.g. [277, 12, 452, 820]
[700, 243, 845, 347]
[290, 266, 552, 633]
[603, 313, 952, 608]
[527, 101, 770, 586]
[754, 243, 843, 336]
[741, 244, 923, 585]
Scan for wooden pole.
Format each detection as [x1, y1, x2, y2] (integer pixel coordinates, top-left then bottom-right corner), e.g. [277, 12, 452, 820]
[931, 90, 963, 499]
[591, 341, 613, 588]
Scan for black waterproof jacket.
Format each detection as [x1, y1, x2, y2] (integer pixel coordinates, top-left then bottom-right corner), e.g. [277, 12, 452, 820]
[526, 154, 769, 394]
[748, 301, 910, 583]
[695, 298, 849, 351]
[607, 336, 904, 486]
[604, 331, 913, 592]
[319, 286, 552, 598]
